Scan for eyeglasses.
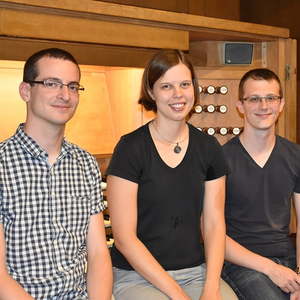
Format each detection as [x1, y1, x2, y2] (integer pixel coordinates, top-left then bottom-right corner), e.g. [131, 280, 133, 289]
[27, 78, 85, 94]
[242, 95, 281, 104]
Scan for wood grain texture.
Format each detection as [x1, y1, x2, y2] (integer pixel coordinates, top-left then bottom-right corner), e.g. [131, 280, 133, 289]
[0, 8, 189, 50]
[0, 0, 289, 38]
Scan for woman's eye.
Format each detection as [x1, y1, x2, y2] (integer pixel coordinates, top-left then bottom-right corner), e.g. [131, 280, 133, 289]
[181, 81, 192, 88]
[161, 84, 171, 90]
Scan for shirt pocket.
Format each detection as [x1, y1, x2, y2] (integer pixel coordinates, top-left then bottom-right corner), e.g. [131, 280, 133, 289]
[61, 195, 91, 237]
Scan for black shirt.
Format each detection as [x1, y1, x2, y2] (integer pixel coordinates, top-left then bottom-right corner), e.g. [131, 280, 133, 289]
[224, 136, 300, 257]
[107, 123, 227, 270]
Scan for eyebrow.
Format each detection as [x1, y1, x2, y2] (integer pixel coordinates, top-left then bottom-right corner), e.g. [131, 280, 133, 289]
[44, 77, 61, 81]
[159, 80, 192, 84]
[43, 77, 80, 84]
[248, 93, 278, 96]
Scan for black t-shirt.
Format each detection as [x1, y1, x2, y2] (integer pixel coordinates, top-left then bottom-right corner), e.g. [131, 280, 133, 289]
[107, 122, 228, 270]
[224, 136, 300, 257]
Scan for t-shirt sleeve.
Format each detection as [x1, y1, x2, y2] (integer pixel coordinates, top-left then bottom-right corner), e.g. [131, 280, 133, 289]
[106, 135, 142, 183]
[206, 137, 228, 181]
[294, 157, 300, 193]
[90, 157, 106, 215]
[287, 140, 300, 193]
[0, 184, 3, 224]
[295, 180, 300, 193]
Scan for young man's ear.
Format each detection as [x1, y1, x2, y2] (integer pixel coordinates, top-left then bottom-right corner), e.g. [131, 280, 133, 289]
[19, 82, 31, 103]
[279, 97, 285, 113]
[236, 100, 245, 114]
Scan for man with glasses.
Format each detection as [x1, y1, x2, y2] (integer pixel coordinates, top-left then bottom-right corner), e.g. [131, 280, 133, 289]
[222, 68, 300, 299]
[0, 48, 112, 299]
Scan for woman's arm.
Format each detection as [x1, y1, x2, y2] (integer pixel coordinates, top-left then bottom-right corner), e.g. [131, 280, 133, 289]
[201, 176, 226, 300]
[107, 175, 190, 300]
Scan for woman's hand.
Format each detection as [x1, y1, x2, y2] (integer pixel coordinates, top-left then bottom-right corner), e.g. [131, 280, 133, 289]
[199, 287, 221, 300]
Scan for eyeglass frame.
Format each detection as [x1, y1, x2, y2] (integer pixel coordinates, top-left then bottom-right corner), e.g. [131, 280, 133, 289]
[241, 95, 282, 104]
[26, 78, 85, 93]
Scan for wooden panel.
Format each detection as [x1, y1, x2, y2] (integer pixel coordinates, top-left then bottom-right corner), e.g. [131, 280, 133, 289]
[0, 0, 289, 39]
[0, 60, 25, 141]
[65, 68, 117, 154]
[0, 8, 189, 50]
[189, 75, 242, 145]
[240, 0, 298, 37]
[264, 40, 286, 137]
[105, 68, 144, 141]
[187, 0, 205, 16]
[0, 37, 158, 67]
[202, 0, 239, 20]
[284, 39, 297, 143]
[194, 68, 253, 80]
[96, 0, 189, 13]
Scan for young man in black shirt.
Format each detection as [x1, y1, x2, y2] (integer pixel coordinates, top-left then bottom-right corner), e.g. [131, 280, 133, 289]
[222, 68, 300, 300]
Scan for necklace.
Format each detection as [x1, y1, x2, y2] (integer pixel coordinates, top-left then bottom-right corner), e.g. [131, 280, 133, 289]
[151, 121, 187, 154]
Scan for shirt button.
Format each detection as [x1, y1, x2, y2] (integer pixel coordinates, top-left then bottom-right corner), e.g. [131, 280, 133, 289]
[58, 266, 64, 272]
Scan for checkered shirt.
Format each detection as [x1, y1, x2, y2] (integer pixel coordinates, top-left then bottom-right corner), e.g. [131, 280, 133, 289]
[0, 124, 105, 299]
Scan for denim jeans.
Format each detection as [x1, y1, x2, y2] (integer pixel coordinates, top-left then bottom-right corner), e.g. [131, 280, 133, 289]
[222, 254, 296, 300]
[113, 264, 238, 300]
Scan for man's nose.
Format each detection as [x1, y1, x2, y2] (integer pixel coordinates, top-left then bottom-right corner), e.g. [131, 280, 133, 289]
[259, 98, 269, 108]
[59, 85, 71, 100]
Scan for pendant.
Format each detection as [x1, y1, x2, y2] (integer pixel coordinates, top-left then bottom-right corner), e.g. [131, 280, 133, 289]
[174, 143, 181, 154]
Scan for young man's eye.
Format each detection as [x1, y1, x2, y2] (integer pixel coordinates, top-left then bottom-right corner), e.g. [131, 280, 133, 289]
[249, 96, 260, 103]
[45, 81, 60, 88]
[68, 84, 79, 91]
[266, 95, 279, 101]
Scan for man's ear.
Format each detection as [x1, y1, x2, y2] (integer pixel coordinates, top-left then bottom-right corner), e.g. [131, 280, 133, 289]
[236, 100, 245, 114]
[279, 97, 285, 113]
[19, 82, 31, 103]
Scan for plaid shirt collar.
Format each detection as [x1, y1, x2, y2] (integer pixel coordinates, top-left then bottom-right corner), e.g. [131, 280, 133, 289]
[14, 123, 75, 160]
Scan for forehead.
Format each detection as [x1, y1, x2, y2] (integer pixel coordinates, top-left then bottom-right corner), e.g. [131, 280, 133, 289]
[35, 57, 80, 81]
[158, 63, 192, 82]
[243, 78, 280, 96]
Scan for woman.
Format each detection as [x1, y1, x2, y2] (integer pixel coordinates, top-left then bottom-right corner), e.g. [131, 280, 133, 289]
[107, 49, 235, 300]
